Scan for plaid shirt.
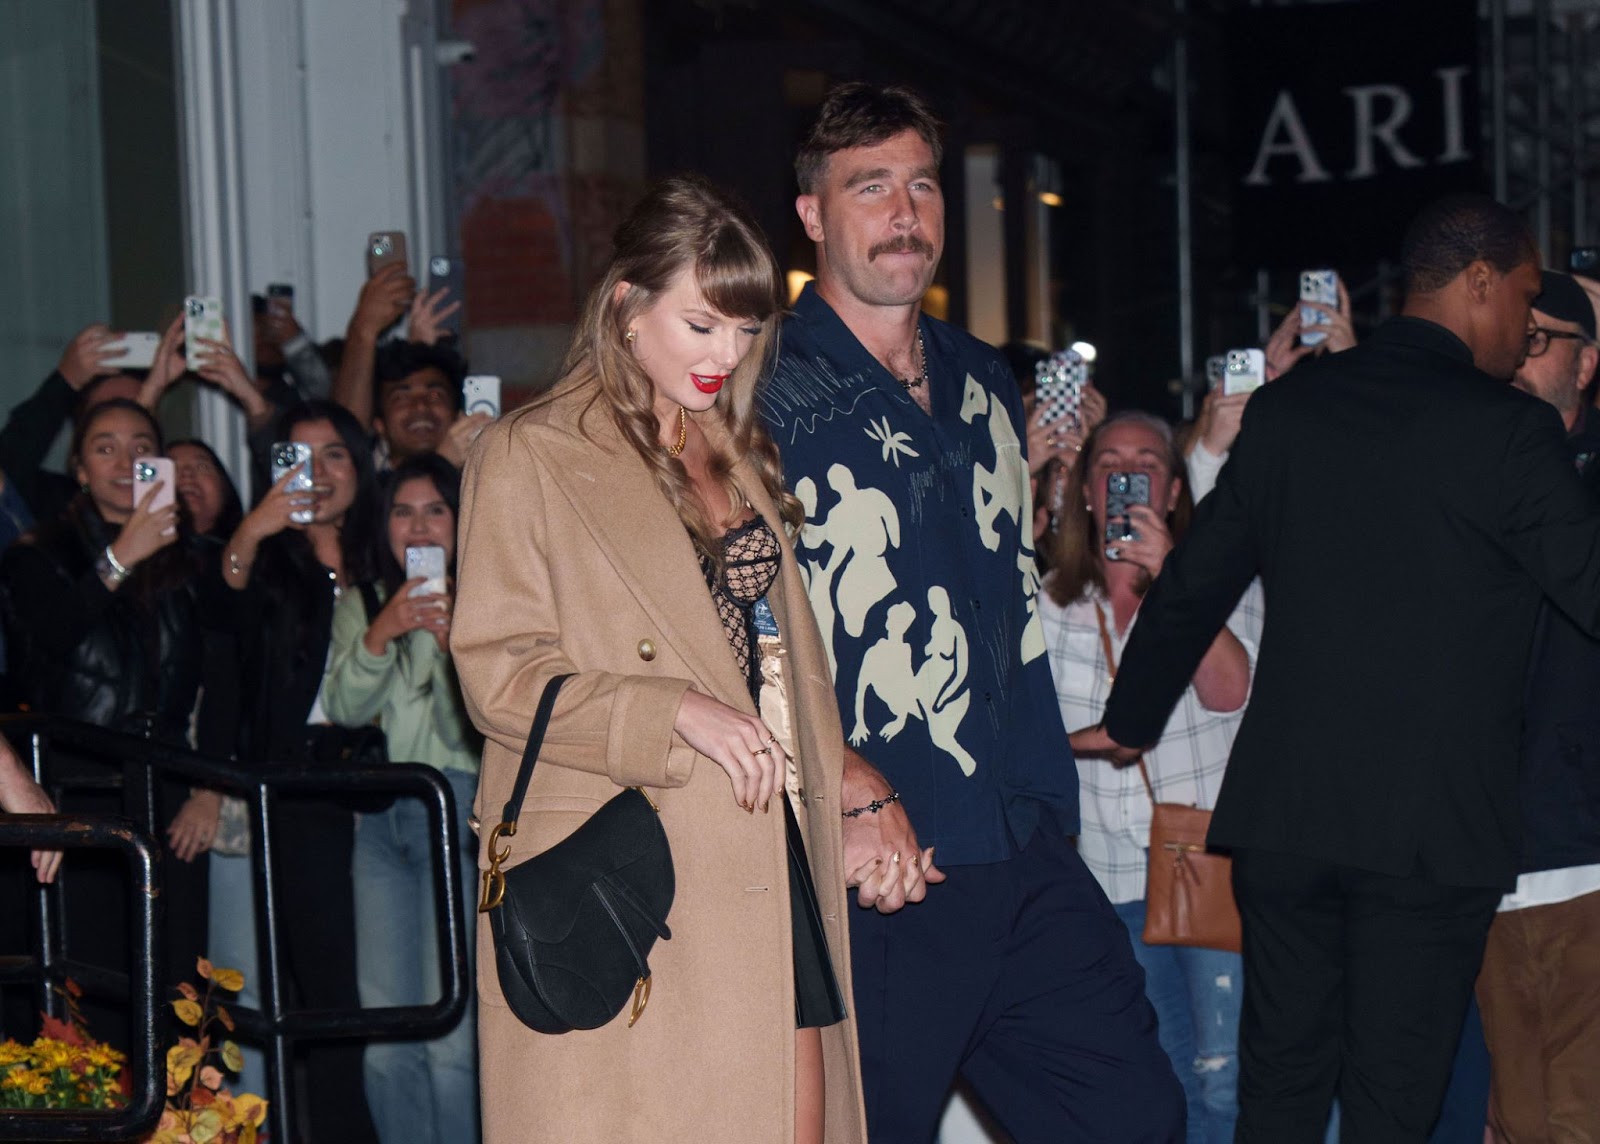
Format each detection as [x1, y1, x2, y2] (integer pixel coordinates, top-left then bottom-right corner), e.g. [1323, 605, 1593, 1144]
[1041, 578, 1264, 902]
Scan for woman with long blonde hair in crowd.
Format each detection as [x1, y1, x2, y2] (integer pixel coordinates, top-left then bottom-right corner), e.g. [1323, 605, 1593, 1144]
[452, 175, 865, 1144]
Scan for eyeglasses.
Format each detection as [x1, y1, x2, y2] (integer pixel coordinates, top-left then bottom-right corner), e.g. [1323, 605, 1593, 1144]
[1526, 326, 1592, 358]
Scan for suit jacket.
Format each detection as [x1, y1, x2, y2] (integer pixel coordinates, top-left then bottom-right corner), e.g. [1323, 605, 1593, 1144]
[1103, 317, 1600, 889]
[452, 384, 866, 1144]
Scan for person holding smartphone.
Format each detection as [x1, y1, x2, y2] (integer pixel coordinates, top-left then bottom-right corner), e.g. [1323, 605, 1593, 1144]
[0, 397, 214, 1037]
[219, 399, 381, 1142]
[322, 452, 481, 1144]
[1038, 411, 1259, 1143]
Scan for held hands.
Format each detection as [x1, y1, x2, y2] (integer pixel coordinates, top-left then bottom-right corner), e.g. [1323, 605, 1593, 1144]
[673, 689, 786, 814]
[57, 324, 125, 389]
[350, 264, 416, 340]
[363, 577, 452, 656]
[166, 789, 223, 863]
[840, 748, 944, 913]
[109, 481, 180, 571]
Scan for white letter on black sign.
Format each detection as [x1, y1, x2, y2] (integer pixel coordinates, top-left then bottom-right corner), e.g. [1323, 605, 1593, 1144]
[1436, 66, 1471, 162]
[1243, 90, 1331, 187]
[1344, 84, 1424, 179]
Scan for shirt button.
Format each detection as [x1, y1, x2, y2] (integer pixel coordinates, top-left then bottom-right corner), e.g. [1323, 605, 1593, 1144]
[984, 691, 993, 703]
[637, 639, 657, 662]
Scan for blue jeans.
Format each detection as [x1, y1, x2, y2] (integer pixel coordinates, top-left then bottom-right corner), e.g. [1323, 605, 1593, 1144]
[1113, 897, 1242, 1144]
[353, 768, 480, 1144]
[207, 850, 266, 1102]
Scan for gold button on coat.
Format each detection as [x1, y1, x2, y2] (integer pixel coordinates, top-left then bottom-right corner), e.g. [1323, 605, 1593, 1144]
[637, 639, 657, 662]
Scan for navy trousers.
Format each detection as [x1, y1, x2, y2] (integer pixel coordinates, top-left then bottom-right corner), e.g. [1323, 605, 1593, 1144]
[847, 827, 1185, 1143]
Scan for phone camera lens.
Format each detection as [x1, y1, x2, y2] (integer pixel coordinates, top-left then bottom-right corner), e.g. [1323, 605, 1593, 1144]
[430, 257, 448, 275]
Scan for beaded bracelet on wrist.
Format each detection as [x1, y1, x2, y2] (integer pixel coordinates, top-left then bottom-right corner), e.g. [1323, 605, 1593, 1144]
[841, 790, 901, 819]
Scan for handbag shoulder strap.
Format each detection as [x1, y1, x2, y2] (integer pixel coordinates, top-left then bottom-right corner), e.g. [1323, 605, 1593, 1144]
[1092, 601, 1157, 805]
[498, 673, 575, 829]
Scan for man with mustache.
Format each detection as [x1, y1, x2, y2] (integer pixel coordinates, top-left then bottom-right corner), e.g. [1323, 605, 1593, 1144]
[760, 82, 1182, 1143]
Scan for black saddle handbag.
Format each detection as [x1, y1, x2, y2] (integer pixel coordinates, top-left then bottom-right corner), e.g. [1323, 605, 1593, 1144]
[478, 673, 675, 1033]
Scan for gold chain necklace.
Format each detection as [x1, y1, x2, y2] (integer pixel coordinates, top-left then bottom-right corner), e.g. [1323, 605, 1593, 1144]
[664, 406, 688, 457]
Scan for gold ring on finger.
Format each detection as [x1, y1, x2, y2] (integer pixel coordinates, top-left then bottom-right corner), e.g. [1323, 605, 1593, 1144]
[754, 746, 773, 756]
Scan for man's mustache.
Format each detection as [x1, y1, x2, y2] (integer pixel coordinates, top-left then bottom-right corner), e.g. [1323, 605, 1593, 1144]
[868, 236, 936, 261]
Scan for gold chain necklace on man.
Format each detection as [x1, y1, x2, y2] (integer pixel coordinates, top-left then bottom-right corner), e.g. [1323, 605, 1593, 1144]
[664, 405, 688, 457]
[898, 329, 929, 390]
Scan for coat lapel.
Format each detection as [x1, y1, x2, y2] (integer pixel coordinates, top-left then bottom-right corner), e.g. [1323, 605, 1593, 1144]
[534, 404, 754, 711]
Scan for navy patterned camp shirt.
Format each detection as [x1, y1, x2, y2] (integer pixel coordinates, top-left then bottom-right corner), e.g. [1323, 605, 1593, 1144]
[760, 284, 1080, 865]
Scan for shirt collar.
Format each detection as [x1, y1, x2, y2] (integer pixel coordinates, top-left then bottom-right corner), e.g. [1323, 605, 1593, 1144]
[792, 281, 934, 393]
[1369, 315, 1476, 366]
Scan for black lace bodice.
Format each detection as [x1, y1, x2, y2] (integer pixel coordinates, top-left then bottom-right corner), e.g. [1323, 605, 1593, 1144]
[698, 517, 781, 705]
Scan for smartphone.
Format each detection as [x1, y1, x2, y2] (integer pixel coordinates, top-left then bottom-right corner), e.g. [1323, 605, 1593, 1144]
[405, 545, 448, 598]
[462, 374, 502, 419]
[426, 255, 463, 337]
[266, 283, 294, 318]
[269, 441, 315, 525]
[366, 231, 409, 277]
[1033, 350, 1087, 427]
[1298, 269, 1340, 347]
[1204, 354, 1227, 391]
[103, 332, 161, 371]
[1105, 471, 1151, 543]
[132, 456, 175, 514]
[1223, 348, 1267, 396]
[184, 296, 224, 368]
[1571, 246, 1599, 276]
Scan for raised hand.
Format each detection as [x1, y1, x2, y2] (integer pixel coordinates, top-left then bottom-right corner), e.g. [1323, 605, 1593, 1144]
[407, 287, 463, 346]
[109, 480, 180, 572]
[58, 323, 124, 389]
[350, 263, 416, 340]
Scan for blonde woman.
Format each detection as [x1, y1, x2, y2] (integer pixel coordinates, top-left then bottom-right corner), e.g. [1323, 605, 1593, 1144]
[452, 176, 865, 1144]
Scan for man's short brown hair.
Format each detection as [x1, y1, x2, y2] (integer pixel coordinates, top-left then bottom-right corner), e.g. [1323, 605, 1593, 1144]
[794, 82, 944, 195]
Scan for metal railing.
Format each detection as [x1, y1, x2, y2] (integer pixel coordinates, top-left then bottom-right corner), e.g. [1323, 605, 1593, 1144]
[0, 813, 163, 1141]
[0, 716, 470, 1143]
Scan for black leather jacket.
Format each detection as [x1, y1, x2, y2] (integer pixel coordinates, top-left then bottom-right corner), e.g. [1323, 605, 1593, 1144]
[0, 497, 202, 743]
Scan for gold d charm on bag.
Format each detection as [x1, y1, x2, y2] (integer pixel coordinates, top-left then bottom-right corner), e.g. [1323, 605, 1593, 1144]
[479, 821, 516, 912]
[628, 974, 652, 1027]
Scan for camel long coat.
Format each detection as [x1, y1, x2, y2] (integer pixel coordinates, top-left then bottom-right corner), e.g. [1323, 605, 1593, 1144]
[452, 386, 867, 1144]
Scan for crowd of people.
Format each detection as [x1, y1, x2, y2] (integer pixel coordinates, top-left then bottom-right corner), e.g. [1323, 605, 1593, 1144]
[2, 80, 1597, 1144]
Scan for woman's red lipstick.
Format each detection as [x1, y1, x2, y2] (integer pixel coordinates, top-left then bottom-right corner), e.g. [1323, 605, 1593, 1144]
[691, 373, 727, 394]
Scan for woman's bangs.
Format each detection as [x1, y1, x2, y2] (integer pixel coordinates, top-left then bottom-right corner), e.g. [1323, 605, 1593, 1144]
[695, 228, 783, 324]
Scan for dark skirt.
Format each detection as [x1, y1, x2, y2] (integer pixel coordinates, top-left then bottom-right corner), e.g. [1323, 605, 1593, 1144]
[784, 793, 847, 1028]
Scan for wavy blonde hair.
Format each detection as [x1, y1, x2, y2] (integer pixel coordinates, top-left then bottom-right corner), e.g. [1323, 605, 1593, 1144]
[525, 176, 801, 568]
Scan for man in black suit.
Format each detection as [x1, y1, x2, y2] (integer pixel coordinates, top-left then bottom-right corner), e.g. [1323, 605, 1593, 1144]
[1081, 195, 1600, 1142]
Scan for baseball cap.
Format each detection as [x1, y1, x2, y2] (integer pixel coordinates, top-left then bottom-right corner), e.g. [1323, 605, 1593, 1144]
[1536, 270, 1597, 340]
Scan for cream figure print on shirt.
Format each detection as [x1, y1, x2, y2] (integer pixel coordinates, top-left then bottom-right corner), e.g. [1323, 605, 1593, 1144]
[961, 374, 1028, 553]
[806, 463, 901, 640]
[847, 587, 979, 776]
